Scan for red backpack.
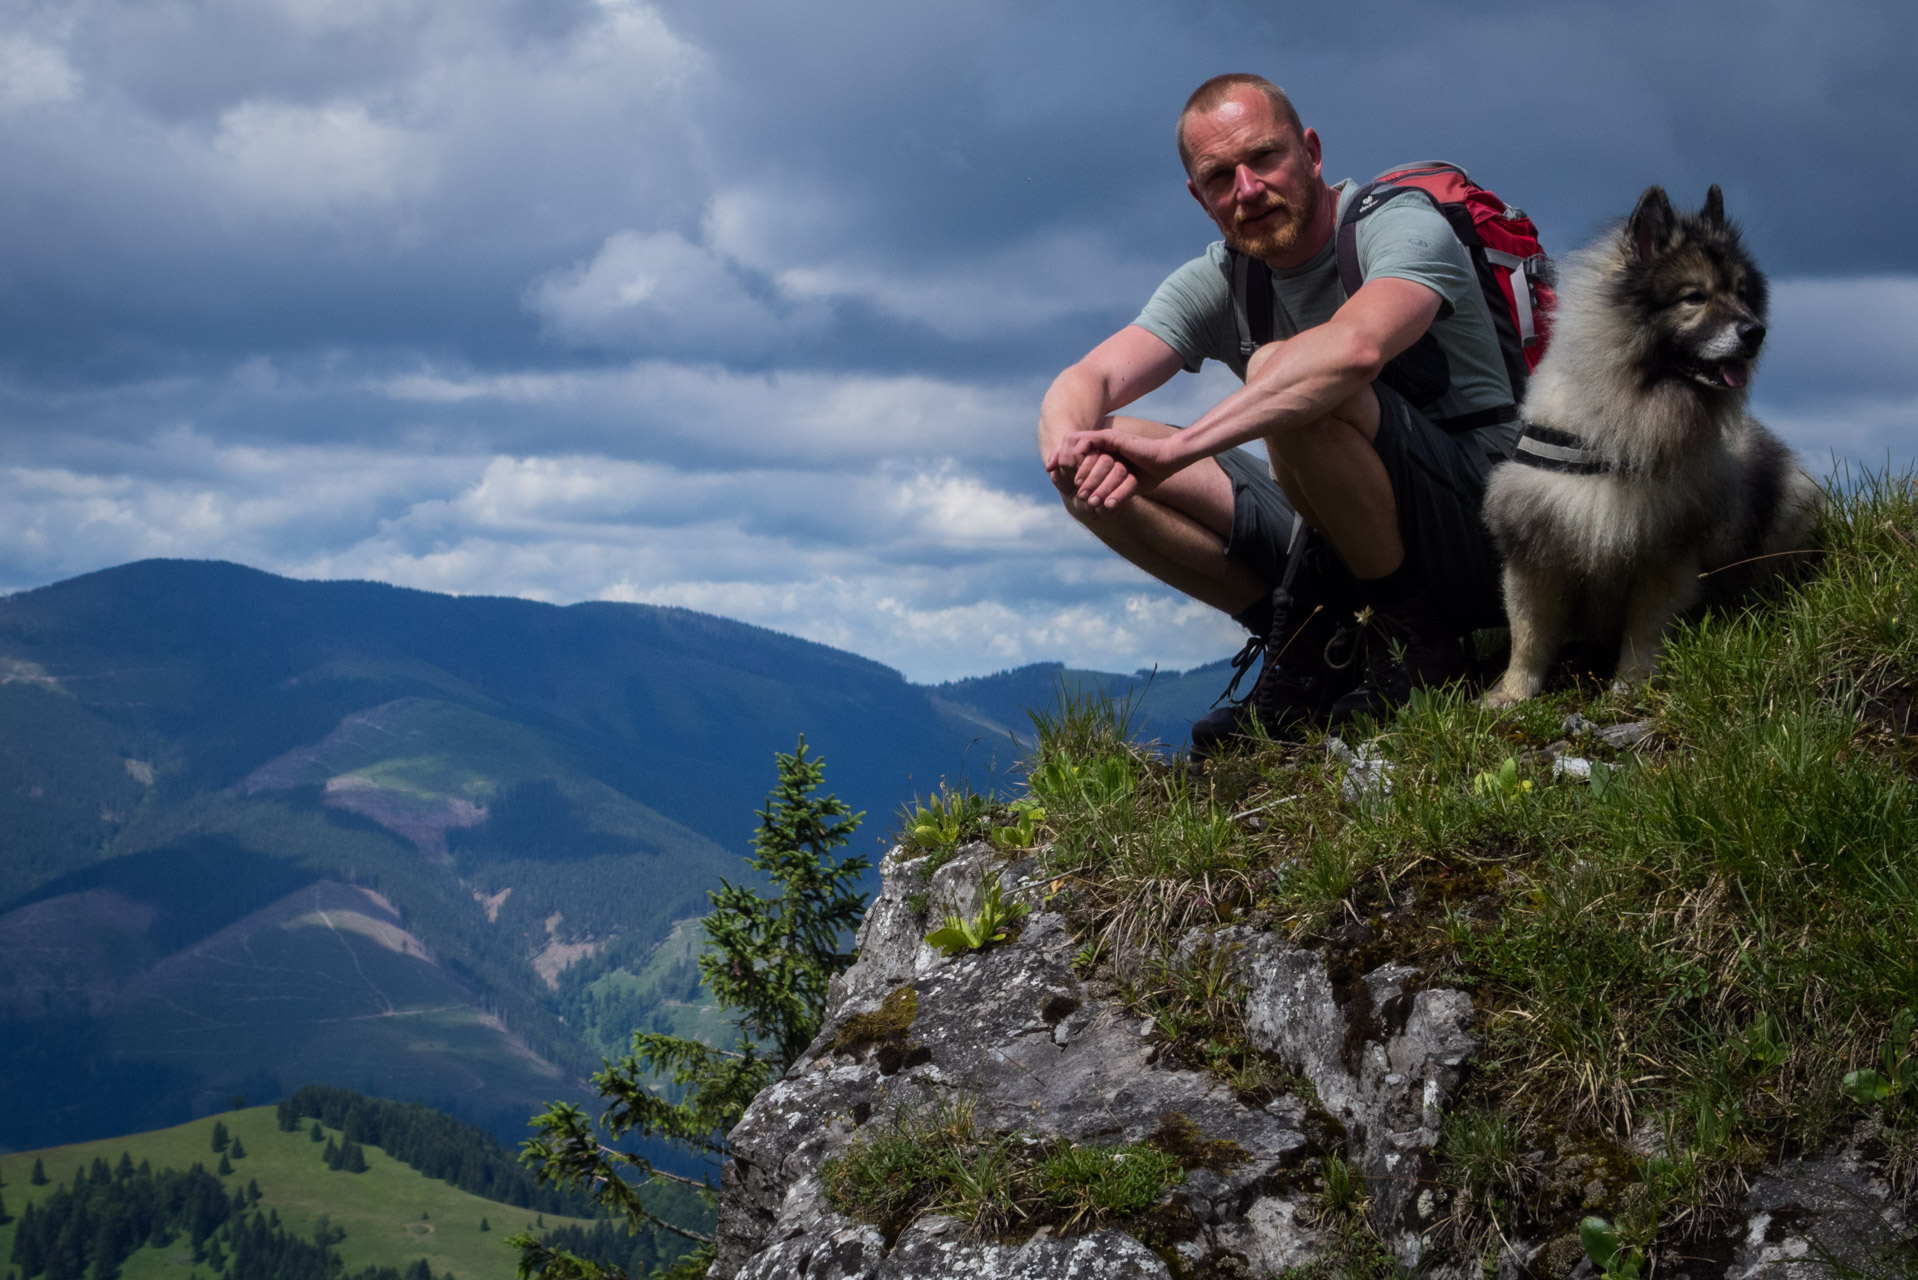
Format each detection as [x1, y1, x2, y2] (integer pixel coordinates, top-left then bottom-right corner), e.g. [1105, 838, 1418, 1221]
[1231, 161, 1556, 431]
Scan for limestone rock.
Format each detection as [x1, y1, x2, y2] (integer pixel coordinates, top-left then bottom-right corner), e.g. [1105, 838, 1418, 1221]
[1237, 930, 1478, 1267]
[1724, 1134, 1907, 1279]
[714, 844, 1336, 1278]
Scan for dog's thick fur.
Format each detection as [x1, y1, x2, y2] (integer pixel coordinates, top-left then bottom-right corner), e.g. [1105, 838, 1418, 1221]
[1481, 185, 1821, 705]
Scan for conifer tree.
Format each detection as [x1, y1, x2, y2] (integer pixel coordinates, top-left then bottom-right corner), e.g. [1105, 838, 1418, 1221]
[517, 737, 868, 1280]
[342, 1141, 368, 1174]
[217, 1154, 233, 1177]
[115, 1152, 134, 1179]
[0, 1187, 10, 1226]
[210, 1122, 229, 1154]
[479, 1218, 489, 1233]
[227, 1138, 245, 1160]
[323, 1139, 340, 1169]
[30, 1158, 47, 1186]
[310, 1122, 324, 1142]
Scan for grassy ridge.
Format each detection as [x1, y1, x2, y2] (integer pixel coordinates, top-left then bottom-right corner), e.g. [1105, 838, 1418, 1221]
[0, 1108, 595, 1280]
[997, 470, 1918, 1268]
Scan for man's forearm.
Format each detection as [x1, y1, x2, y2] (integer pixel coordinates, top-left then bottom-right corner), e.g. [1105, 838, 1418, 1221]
[1039, 362, 1114, 448]
[1163, 325, 1379, 467]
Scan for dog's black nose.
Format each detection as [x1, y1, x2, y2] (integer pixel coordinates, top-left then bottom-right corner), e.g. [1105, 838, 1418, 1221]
[1737, 319, 1766, 351]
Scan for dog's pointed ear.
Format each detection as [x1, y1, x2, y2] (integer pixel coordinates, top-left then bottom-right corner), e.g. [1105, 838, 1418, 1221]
[1629, 186, 1674, 260]
[1701, 184, 1725, 227]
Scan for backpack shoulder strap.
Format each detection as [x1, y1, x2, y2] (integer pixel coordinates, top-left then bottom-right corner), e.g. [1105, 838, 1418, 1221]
[1227, 249, 1275, 358]
[1334, 180, 1433, 298]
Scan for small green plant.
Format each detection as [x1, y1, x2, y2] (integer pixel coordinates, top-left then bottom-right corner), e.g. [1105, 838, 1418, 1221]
[1471, 756, 1532, 800]
[1320, 1151, 1363, 1218]
[1737, 1014, 1789, 1076]
[1843, 1008, 1918, 1103]
[1579, 1216, 1644, 1280]
[925, 874, 1030, 957]
[990, 799, 1047, 850]
[903, 785, 991, 851]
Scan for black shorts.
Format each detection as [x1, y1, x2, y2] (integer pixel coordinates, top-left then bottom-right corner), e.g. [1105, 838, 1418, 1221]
[1212, 382, 1509, 632]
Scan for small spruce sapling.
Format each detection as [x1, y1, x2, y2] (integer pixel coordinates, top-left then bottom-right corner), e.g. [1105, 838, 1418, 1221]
[516, 736, 869, 1280]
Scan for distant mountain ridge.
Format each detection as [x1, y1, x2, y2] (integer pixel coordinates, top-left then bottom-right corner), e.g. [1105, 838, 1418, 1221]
[0, 559, 1226, 1150]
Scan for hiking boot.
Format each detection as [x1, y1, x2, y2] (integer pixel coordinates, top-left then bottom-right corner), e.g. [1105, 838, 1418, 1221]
[1190, 570, 1359, 759]
[1325, 591, 1468, 726]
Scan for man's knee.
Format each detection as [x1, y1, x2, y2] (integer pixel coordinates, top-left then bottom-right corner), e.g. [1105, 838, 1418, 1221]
[1263, 384, 1382, 462]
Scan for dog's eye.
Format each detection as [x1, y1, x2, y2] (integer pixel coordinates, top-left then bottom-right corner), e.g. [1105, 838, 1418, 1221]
[1679, 288, 1708, 305]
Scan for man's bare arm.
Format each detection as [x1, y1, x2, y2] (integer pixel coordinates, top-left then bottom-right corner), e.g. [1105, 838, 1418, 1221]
[1060, 277, 1444, 509]
[1039, 325, 1187, 466]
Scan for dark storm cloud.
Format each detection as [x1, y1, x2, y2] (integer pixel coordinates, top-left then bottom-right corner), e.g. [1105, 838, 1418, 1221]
[8, 0, 1912, 386]
[0, 0, 1911, 678]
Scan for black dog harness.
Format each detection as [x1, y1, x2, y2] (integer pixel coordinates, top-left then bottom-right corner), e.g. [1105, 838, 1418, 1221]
[1512, 422, 1615, 475]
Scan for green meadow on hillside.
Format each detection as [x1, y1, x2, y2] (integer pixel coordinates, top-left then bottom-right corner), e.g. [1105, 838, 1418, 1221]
[0, 1107, 595, 1280]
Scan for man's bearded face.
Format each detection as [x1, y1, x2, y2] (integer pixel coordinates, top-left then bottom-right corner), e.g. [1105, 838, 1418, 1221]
[1223, 176, 1319, 260]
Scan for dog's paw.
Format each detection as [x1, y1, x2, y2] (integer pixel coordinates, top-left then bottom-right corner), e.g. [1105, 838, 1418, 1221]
[1480, 688, 1528, 710]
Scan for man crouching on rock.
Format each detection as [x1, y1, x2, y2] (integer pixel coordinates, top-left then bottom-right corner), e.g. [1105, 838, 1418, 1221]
[1040, 74, 1517, 756]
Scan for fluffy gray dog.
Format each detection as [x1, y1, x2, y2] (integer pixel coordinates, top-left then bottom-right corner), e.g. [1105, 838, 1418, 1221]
[1481, 185, 1821, 707]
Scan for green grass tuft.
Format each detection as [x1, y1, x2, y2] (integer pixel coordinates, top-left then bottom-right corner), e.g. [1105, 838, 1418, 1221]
[819, 1091, 1186, 1242]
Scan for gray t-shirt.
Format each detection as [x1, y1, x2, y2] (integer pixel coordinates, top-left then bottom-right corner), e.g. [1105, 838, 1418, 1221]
[1133, 180, 1518, 455]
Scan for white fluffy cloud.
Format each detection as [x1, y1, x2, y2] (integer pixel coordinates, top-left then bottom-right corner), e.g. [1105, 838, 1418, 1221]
[0, 33, 78, 106]
[0, 434, 1234, 680]
[210, 100, 435, 216]
[527, 230, 814, 353]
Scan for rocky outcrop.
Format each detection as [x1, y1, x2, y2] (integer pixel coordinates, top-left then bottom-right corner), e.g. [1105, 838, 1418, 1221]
[712, 842, 1486, 1278]
[1237, 932, 1477, 1264]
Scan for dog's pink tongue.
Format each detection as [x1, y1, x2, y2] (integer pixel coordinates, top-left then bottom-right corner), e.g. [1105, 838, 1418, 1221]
[1720, 362, 1748, 389]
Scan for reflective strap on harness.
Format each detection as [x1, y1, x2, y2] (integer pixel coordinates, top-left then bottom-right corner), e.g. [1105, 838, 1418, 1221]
[1483, 249, 1535, 347]
[1513, 422, 1614, 475]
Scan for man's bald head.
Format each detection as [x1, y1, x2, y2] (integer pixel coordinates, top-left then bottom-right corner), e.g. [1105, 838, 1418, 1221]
[1176, 74, 1304, 176]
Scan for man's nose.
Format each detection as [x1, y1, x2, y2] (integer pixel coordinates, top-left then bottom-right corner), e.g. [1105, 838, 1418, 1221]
[1234, 164, 1263, 200]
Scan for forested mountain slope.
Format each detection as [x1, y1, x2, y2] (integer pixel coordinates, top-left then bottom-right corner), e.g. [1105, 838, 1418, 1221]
[0, 560, 998, 1148]
[0, 559, 1242, 1150]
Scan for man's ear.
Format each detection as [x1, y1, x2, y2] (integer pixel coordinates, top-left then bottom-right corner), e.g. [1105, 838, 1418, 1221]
[1187, 177, 1207, 212]
[1301, 126, 1322, 178]
[1629, 186, 1674, 261]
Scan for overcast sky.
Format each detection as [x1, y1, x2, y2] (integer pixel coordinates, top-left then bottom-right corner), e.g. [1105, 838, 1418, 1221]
[1, 0, 1912, 682]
